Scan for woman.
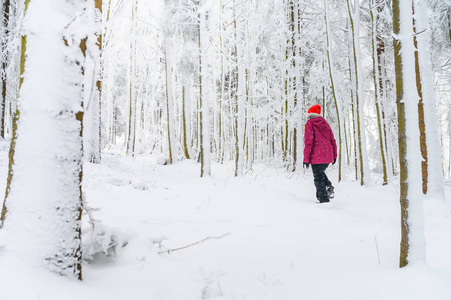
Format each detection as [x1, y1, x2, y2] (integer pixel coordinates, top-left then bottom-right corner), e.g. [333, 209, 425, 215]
[303, 104, 337, 203]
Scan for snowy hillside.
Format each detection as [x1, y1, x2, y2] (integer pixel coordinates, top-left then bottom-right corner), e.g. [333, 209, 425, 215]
[1, 150, 450, 299]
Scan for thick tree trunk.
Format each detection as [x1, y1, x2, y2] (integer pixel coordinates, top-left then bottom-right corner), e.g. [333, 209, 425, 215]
[1, 0, 87, 279]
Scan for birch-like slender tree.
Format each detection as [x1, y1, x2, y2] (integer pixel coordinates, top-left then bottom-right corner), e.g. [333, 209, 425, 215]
[325, 0, 344, 181]
[0, 0, 10, 138]
[393, 0, 426, 268]
[370, 0, 389, 185]
[198, 0, 211, 177]
[83, 0, 102, 163]
[347, 0, 370, 185]
[126, 0, 138, 157]
[233, 0, 245, 177]
[163, 0, 177, 163]
[413, 0, 445, 200]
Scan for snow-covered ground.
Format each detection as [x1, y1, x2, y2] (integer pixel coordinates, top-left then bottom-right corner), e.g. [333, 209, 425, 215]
[1, 150, 451, 299]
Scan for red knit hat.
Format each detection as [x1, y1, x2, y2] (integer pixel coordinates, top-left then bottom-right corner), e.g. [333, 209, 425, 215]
[308, 104, 321, 115]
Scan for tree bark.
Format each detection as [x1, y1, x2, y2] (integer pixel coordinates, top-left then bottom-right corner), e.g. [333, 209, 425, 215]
[393, 0, 426, 268]
[370, 0, 388, 185]
[1, 0, 10, 138]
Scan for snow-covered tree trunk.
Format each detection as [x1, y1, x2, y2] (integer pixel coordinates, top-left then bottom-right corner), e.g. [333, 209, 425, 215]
[290, 0, 299, 172]
[126, 0, 137, 157]
[325, 0, 344, 182]
[234, 0, 245, 177]
[93, 0, 103, 163]
[83, 0, 101, 164]
[393, 0, 426, 267]
[217, 0, 225, 163]
[1, 0, 89, 279]
[370, 0, 388, 186]
[0, 0, 10, 138]
[164, 35, 177, 163]
[199, 0, 211, 177]
[182, 85, 190, 159]
[347, 0, 370, 186]
[413, 0, 445, 200]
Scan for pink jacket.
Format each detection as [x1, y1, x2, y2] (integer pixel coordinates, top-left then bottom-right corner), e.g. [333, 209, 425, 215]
[303, 116, 337, 164]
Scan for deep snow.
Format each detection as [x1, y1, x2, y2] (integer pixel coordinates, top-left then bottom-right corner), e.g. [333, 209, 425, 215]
[1, 149, 451, 299]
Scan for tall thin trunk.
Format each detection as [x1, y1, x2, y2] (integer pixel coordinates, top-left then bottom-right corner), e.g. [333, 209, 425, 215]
[413, 10, 428, 194]
[1, 0, 25, 226]
[393, 0, 426, 268]
[126, 1, 137, 157]
[199, 2, 211, 177]
[233, 0, 245, 177]
[93, 0, 103, 163]
[290, 1, 298, 172]
[1, 0, 10, 139]
[413, 0, 445, 199]
[325, 0, 343, 181]
[218, 0, 224, 163]
[347, 0, 370, 186]
[182, 86, 190, 159]
[370, 0, 388, 185]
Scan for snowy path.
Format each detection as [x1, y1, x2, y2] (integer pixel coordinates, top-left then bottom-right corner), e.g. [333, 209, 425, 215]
[1, 153, 451, 299]
[80, 155, 451, 299]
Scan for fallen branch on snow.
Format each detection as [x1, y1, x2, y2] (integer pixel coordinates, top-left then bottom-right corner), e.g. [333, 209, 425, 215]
[158, 233, 231, 255]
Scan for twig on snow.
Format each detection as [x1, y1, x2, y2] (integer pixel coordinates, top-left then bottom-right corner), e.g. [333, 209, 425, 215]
[159, 233, 231, 255]
[375, 236, 381, 264]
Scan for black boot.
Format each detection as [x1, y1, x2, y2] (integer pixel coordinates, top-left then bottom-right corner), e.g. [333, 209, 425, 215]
[326, 186, 335, 199]
[312, 164, 331, 203]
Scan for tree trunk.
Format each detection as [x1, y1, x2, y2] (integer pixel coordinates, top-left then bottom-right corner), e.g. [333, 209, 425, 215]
[199, 2, 211, 177]
[1, 0, 87, 279]
[93, 0, 103, 163]
[182, 86, 190, 159]
[0, 0, 10, 139]
[413, 0, 445, 200]
[234, 0, 245, 177]
[370, 0, 388, 185]
[126, 1, 138, 157]
[393, 0, 426, 268]
[347, 0, 370, 186]
[325, 0, 343, 182]
[1, 0, 25, 226]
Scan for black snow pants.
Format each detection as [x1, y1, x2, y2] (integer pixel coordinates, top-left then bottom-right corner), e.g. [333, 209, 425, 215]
[311, 164, 333, 203]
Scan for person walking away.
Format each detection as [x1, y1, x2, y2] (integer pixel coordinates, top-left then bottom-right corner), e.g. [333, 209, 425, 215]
[303, 104, 337, 203]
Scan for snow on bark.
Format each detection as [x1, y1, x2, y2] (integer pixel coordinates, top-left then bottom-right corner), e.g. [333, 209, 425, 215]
[325, 0, 345, 181]
[350, 0, 370, 185]
[1, 0, 88, 279]
[164, 35, 177, 163]
[234, 0, 245, 177]
[414, 0, 445, 200]
[397, 0, 426, 265]
[83, 2, 101, 164]
[199, 0, 211, 177]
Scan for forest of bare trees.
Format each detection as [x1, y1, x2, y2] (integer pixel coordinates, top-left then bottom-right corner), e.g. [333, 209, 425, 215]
[0, 0, 450, 278]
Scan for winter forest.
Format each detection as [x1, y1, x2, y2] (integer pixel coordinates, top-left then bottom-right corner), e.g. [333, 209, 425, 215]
[0, 0, 451, 299]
